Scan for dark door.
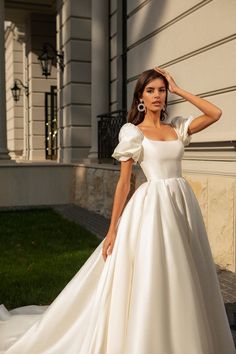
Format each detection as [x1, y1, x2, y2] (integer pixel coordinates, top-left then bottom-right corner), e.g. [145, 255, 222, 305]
[45, 86, 57, 160]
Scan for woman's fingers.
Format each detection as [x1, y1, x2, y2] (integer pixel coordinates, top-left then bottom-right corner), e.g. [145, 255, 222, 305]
[154, 66, 163, 74]
[154, 66, 178, 93]
[107, 245, 113, 255]
[102, 240, 109, 261]
[102, 237, 115, 261]
[154, 67, 170, 77]
[102, 240, 107, 261]
[154, 67, 166, 74]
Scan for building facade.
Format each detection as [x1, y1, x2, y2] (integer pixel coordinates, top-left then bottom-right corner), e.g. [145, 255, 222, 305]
[1, 0, 236, 271]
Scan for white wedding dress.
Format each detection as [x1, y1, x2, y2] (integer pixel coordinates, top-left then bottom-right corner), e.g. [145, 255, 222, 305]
[0, 116, 235, 354]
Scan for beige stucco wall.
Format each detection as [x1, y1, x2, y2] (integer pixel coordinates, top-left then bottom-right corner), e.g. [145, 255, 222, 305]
[182, 159, 236, 272]
[185, 173, 235, 273]
[126, 0, 236, 144]
[0, 163, 74, 207]
[109, 0, 236, 157]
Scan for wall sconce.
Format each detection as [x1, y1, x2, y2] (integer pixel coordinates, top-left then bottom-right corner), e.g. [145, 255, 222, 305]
[38, 42, 64, 78]
[11, 79, 29, 102]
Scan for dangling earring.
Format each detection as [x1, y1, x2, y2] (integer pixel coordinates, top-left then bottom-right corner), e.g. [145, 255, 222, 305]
[137, 99, 146, 112]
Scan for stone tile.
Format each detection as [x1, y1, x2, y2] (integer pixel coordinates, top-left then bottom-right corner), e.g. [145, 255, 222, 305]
[208, 176, 235, 271]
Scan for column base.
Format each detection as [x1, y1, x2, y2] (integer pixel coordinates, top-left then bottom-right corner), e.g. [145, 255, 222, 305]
[86, 146, 99, 163]
[0, 149, 11, 161]
[83, 157, 99, 164]
[87, 148, 98, 160]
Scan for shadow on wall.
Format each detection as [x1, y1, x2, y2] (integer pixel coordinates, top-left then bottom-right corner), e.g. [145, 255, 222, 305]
[127, 0, 166, 70]
[126, 1, 167, 107]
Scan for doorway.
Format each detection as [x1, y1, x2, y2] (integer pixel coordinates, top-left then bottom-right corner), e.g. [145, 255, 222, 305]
[45, 86, 57, 160]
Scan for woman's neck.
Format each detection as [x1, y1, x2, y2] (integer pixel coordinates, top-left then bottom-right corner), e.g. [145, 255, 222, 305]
[143, 111, 162, 128]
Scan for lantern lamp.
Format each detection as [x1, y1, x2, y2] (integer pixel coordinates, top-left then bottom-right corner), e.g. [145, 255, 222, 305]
[11, 79, 28, 102]
[38, 42, 64, 78]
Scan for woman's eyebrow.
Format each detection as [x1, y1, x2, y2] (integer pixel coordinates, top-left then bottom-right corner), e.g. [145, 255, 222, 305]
[145, 86, 166, 89]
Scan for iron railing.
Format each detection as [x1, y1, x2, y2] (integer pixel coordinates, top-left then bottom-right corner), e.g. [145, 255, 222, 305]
[97, 109, 127, 164]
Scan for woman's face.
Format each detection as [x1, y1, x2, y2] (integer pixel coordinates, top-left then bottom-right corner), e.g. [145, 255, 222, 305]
[140, 78, 167, 113]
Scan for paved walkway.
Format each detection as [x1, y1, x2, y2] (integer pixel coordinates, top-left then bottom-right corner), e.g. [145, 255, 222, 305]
[54, 204, 236, 346]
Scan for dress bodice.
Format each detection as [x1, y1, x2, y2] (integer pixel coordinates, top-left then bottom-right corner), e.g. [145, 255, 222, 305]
[139, 138, 184, 180]
[111, 116, 195, 181]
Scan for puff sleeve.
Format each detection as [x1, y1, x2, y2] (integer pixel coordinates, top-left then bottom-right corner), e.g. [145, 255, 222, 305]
[111, 123, 144, 165]
[170, 115, 195, 146]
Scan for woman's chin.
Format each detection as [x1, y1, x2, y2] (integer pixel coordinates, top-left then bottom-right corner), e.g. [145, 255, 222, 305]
[148, 107, 162, 113]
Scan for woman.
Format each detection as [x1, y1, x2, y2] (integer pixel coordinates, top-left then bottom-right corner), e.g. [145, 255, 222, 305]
[0, 68, 235, 354]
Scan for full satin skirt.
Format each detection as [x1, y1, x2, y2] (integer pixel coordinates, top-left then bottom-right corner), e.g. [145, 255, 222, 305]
[0, 178, 235, 354]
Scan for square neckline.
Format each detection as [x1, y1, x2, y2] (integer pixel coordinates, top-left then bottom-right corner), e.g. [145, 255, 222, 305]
[131, 123, 180, 142]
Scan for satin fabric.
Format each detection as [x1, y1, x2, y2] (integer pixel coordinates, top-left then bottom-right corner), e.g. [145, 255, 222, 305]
[0, 117, 235, 354]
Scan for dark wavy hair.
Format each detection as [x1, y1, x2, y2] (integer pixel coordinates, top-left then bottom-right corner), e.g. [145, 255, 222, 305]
[127, 69, 169, 125]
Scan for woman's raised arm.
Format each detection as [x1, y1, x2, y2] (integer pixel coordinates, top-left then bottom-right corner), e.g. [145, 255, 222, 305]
[154, 67, 222, 135]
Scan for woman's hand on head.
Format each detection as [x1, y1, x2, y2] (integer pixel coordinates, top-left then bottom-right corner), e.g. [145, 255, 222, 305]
[102, 230, 117, 262]
[154, 67, 179, 94]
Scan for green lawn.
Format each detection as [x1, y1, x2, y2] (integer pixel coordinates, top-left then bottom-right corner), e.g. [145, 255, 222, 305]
[0, 208, 101, 309]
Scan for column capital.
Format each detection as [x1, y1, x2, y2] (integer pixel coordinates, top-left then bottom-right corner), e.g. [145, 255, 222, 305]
[13, 23, 27, 43]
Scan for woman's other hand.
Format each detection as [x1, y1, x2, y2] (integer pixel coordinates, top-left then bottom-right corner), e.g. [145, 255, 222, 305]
[102, 231, 117, 261]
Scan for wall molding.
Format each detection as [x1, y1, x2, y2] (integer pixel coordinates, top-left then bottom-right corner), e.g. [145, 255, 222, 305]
[60, 16, 91, 30]
[66, 15, 91, 21]
[182, 159, 236, 176]
[127, 0, 212, 49]
[64, 59, 91, 65]
[62, 81, 91, 90]
[110, 78, 117, 84]
[62, 37, 91, 48]
[110, 55, 118, 62]
[184, 143, 236, 162]
[168, 85, 236, 105]
[110, 99, 118, 105]
[109, 32, 117, 40]
[62, 103, 91, 109]
[63, 124, 91, 129]
[110, 9, 118, 18]
[158, 34, 236, 73]
[127, 35, 236, 84]
[127, 0, 152, 19]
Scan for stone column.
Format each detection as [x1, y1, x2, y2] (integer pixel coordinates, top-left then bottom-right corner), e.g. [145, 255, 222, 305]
[87, 0, 109, 161]
[0, 0, 10, 160]
[57, 0, 92, 163]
